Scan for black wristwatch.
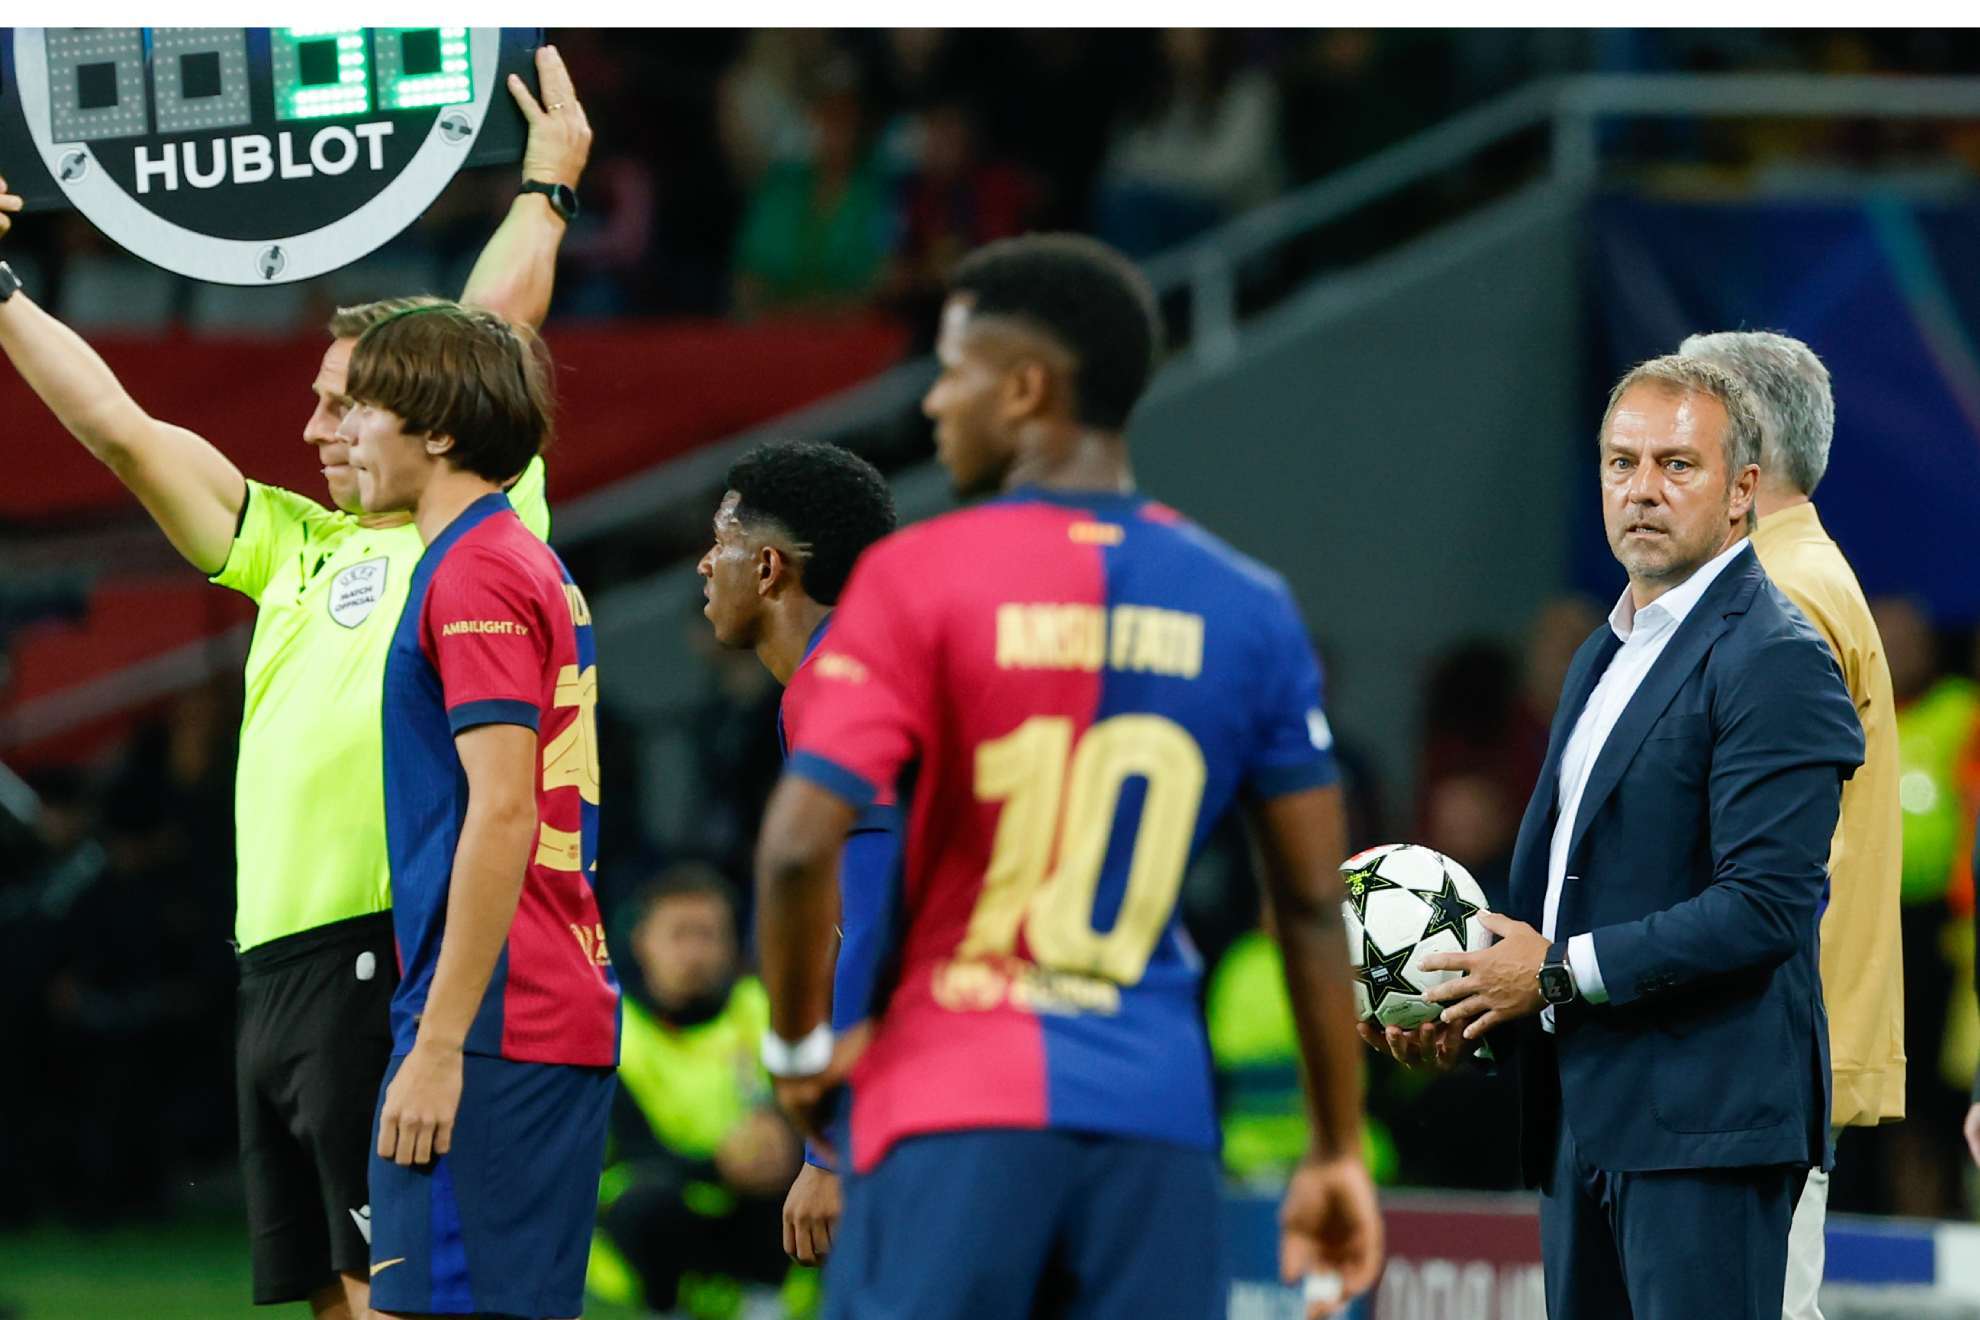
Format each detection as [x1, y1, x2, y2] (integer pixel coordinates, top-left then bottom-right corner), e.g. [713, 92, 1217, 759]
[0, 260, 22, 303]
[1537, 940, 1578, 1006]
[519, 179, 579, 222]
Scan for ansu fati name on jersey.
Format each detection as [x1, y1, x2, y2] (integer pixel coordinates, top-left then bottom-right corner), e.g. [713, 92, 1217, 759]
[995, 603, 1205, 679]
[933, 599, 1205, 1019]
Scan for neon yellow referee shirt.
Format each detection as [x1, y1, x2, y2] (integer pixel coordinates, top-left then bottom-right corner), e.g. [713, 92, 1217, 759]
[212, 458, 550, 950]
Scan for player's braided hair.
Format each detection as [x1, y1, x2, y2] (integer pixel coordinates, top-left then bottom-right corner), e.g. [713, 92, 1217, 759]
[947, 233, 1162, 432]
[345, 300, 554, 485]
[725, 441, 897, 606]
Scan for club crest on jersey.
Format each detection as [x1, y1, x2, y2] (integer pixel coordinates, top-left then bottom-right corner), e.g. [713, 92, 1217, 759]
[328, 557, 389, 629]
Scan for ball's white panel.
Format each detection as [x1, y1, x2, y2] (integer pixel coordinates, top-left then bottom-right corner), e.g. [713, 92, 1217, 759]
[1360, 888, 1429, 951]
[1405, 926, 1466, 992]
[1375, 844, 1450, 893]
[1341, 840, 1499, 1027]
[1342, 842, 1406, 872]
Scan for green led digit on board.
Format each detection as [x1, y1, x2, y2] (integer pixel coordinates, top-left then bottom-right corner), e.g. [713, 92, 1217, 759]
[271, 28, 370, 121]
[374, 28, 473, 111]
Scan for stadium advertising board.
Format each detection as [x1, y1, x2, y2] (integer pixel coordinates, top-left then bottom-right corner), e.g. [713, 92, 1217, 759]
[1223, 1191, 1543, 1320]
[1369, 1201, 1544, 1320]
[0, 27, 537, 284]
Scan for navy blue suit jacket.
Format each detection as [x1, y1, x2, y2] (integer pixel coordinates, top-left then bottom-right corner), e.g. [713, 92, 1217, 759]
[1494, 544, 1863, 1184]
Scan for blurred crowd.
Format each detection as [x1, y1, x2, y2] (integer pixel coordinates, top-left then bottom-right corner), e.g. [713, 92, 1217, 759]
[1, 679, 238, 1226]
[3, 28, 1978, 346]
[11, 586, 1977, 1238]
[639, 586, 1980, 1216]
[8, 28, 1980, 1303]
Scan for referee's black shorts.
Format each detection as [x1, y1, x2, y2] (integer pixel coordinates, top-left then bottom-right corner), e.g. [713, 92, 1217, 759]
[237, 910, 397, 1305]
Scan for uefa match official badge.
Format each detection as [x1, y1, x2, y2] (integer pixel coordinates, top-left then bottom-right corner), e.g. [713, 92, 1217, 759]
[328, 557, 388, 628]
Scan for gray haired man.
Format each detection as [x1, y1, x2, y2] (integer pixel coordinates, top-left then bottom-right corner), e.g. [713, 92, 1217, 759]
[1680, 331, 1905, 1320]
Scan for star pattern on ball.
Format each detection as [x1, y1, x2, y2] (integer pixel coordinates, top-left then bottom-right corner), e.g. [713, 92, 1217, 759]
[1416, 867, 1482, 945]
[1342, 864, 1403, 924]
[1357, 929, 1420, 1017]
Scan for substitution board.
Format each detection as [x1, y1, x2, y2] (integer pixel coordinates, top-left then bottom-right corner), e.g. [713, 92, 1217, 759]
[0, 27, 540, 285]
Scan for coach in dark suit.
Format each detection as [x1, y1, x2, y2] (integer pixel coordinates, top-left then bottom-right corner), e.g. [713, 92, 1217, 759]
[1400, 354, 1863, 1319]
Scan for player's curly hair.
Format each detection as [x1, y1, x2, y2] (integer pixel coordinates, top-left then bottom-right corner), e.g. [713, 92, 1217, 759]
[947, 233, 1162, 432]
[345, 300, 554, 485]
[725, 441, 897, 606]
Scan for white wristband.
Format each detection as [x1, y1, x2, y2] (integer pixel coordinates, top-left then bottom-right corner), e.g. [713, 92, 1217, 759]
[761, 1022, 835, 1078]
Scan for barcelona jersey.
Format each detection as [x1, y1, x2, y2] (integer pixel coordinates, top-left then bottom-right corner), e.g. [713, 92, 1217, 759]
[379, 493, 619, 1066]
[786, 487, 1337, 1173]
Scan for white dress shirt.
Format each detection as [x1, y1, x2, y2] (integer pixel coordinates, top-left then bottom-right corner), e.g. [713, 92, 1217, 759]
[1542, 537, 1751, 1029]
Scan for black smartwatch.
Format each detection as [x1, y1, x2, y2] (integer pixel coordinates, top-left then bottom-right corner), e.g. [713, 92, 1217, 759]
[519, 179, 579, 222]
[0, 260, 22, 303]
[1537, 940, 1578, 1006]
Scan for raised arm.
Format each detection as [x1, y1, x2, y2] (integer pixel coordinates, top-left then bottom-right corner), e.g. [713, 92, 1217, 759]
[460, 45, 592, 329]
[0, 180, 245, 574]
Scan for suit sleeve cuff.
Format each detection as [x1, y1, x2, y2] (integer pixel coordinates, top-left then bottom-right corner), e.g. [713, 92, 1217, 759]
[1568, 932, 1609, 1004]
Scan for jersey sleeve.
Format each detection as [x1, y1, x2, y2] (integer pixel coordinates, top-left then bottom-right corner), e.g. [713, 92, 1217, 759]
[785, 539, 933, 810]
[209, 480, 332, 601]
[833, 805, 902, 1031]
[422, 547, 552, 734]
[1244, 583, 1340, 800]
[505, 455, 552, 542]
[780, 665, 818, 757]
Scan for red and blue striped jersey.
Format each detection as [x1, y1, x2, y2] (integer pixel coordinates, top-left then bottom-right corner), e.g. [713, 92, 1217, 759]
[786, 487, 1336, 1172]
[381, 494, 619, 1066]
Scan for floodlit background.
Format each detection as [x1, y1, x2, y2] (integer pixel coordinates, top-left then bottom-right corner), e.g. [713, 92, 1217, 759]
[4, 27, 1980, 1319]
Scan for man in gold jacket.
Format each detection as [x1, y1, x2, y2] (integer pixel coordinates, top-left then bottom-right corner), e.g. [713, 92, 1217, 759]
[1682, 332, 1904, 1320]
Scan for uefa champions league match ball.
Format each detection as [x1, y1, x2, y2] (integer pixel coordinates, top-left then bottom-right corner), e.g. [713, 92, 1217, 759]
[1340, 843, 1495, 1030]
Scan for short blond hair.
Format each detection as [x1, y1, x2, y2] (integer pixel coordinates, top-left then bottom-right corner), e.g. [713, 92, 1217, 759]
[1600, 353, 1762, 476]
[326, 295, 447, 342]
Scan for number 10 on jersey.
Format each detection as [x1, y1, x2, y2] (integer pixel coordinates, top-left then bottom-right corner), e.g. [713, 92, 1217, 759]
[963, 714, 1207, 986]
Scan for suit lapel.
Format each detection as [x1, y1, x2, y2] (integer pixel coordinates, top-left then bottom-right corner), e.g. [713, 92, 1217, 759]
[1508, 625, 1618, 920]
[1562, 549, 1764, 868]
